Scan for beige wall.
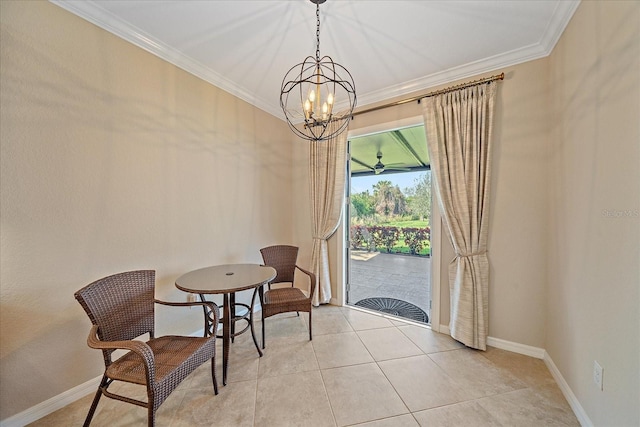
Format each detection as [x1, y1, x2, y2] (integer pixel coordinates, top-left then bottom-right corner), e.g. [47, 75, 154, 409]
[0, 0, 293, 419]
[488, 57, 550, 347]
[547, 1, 639, 426]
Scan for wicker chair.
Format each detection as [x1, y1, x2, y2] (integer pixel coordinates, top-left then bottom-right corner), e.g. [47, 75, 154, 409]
[74, 270, 219, 427]
[259, 245, 316, 348]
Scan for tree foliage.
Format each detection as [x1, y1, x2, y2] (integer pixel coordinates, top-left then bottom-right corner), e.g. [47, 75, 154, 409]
[372, 181, 407, 216]
[406, 172, 431, 221]
[350, 191, 375, 218]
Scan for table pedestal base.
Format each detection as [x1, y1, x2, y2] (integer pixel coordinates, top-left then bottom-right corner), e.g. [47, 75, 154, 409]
[199, 287, 262, 385]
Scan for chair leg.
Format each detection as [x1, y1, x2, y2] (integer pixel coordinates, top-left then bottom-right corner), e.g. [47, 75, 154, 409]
[82, 375, 107, 427]
[211, 358, 218, 395]
[147, 389, 157, 427]
[309, 310, 312, 341]
[259, 286, 266, 349]
[249, 287, 263, 357]
[261, 315, 266, 349]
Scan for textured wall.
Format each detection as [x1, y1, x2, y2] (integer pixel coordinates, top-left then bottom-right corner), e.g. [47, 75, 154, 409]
[547, 1, 640, 425]
[0, 0, 293, 419]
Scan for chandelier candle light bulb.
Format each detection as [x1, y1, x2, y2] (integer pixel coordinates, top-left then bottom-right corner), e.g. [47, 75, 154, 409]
[304, 99, 311, 119]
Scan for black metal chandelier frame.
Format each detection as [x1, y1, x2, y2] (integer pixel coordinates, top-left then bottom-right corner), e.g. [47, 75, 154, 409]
[280, 0, 356, 141]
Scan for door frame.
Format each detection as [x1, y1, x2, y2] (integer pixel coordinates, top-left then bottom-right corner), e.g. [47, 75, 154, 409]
[335, 115, 442, 331]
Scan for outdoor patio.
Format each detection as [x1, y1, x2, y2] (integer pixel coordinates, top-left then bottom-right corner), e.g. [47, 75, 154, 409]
[348, 251, 431, 323]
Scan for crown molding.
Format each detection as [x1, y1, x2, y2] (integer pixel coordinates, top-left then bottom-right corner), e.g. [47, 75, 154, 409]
[50, 0, 580, 122]
[49, 0, 283, 119]
[357, 0, 580, 109]
[539, 0, 581, 56]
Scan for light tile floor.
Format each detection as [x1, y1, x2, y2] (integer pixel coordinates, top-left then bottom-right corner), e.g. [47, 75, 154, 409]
[30, 305, 580, 426]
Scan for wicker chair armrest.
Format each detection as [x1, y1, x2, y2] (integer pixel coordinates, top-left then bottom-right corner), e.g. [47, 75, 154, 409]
[154, 299, 220, 338]
[155, 299, 218, 314]
[295, 265, 316, 299]
[87, 325, 156, 382]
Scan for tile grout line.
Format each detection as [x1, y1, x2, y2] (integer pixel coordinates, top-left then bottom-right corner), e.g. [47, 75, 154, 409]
[309, 317, 340, 427]
[350, 313, 416, 424]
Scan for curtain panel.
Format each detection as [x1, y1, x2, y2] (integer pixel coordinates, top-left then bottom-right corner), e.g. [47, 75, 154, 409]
[422, 82, 497, 350]
[309, 122, 348, 305]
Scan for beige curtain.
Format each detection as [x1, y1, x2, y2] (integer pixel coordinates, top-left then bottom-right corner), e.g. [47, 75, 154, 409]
[422, 82, 497, 350]
[309, 122, 348, 306]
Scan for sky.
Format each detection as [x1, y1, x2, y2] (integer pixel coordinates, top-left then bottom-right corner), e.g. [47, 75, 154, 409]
[350, 170, 427, 194]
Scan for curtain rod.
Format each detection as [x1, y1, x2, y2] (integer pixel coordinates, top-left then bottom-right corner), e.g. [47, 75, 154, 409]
[351, 72, 504, 118]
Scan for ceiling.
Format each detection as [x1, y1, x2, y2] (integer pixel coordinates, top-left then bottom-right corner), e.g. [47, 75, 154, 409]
[52, 0, 579, 122]
[51, 0, 578, 175]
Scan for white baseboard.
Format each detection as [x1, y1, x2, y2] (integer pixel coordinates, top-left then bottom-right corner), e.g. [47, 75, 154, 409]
[437, 325, 545, 359]
[0, 375, 101, 427]
[486, 336, 546, 359]
[544, 352, 593, 427]
[435, 326, 589, 427]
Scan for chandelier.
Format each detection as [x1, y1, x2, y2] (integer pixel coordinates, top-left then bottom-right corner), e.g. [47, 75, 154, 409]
[280, 0, 356, 141]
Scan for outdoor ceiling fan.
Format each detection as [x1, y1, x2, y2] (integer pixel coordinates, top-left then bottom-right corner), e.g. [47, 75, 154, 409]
[371, 151, 411, 175]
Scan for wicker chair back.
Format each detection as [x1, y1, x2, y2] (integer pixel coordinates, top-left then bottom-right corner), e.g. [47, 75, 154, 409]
[75, 270, 155, 361]
[260, 245, 298, 285]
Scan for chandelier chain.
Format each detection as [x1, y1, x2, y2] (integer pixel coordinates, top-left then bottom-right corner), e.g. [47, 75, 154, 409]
[315, 3, 320, 61]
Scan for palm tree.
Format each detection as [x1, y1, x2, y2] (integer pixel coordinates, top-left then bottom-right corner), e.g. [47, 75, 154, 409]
[373, 181, 406, 216]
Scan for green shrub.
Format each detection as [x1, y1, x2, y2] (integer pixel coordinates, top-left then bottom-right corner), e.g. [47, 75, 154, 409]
[402, 227, 431, 255]
[350, 224, 431, 256]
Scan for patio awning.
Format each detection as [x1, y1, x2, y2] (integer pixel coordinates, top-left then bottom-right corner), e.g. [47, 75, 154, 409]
[349, 124, 430, 176]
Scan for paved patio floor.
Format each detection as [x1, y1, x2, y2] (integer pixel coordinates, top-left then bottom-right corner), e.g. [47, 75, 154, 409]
[347, 251, 431, 323]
